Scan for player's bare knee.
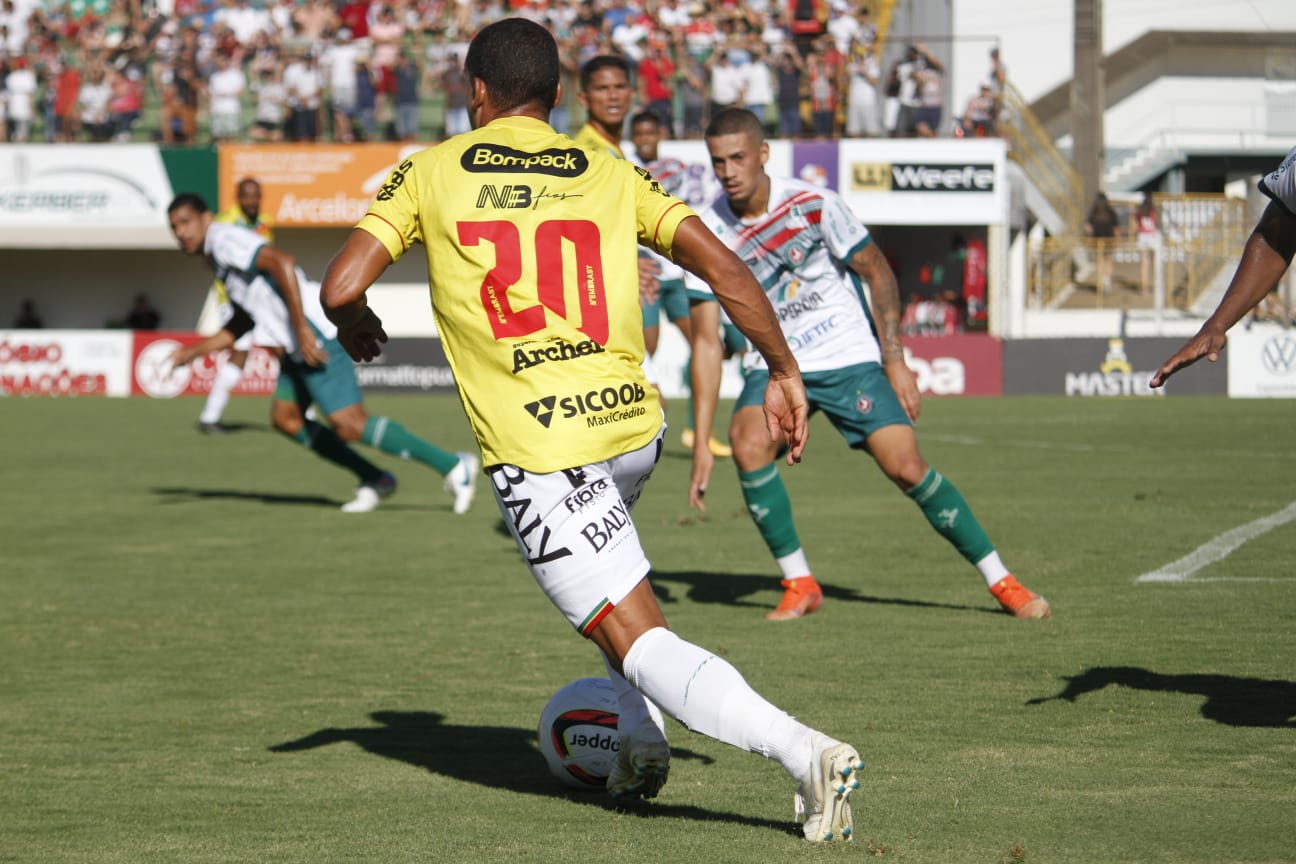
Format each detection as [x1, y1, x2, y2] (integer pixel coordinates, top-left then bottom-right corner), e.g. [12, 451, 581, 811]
[271, 409, 303, 438]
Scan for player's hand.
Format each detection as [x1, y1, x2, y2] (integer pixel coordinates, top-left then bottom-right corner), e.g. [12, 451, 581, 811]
[335, 307, 389, 363]
[168, 346, 194, 369]
[688, 443, 715, 511]
[885, 357, 922, 421]
[764, 372, 809, 465]
[297, 329, 330, 367]
[1149, 329, 1226, 388]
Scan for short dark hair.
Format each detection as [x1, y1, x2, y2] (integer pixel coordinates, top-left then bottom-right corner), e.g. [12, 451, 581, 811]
[630, 110, 661, 130]
[705, 107, 764, 141]
[168, 193, 209, 215]
[464, 18, 559, 113]
[579, 54, 629, 91]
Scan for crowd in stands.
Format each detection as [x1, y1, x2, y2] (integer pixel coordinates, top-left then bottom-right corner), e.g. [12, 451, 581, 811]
[0, 0, 1006, 144]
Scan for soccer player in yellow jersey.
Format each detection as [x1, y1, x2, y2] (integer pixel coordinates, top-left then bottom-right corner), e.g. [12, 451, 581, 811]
[319, 18, 865, 843]
[572, 55, 631, 159]
[198, 177, 276, 434]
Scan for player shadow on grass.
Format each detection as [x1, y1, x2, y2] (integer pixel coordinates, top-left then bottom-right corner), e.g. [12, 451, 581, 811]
[1027, 666, 1296, 728]
[269, 711, 798, 835]
[648, 569, 997, 615]
[152, 487, 444, 512]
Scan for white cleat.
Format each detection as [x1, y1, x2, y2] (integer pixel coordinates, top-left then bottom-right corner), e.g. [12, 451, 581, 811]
[607, 726, 670, 802]
[341, 471, 398, 513]
[795, 734, 865, 843]
[444, 452, 479, 515]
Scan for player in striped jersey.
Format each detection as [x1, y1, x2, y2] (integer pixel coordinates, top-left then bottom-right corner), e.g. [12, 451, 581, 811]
[688, 108, 1050, 621]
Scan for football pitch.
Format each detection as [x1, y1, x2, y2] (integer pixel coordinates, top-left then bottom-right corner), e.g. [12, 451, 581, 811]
[4, 394, 1293, 863]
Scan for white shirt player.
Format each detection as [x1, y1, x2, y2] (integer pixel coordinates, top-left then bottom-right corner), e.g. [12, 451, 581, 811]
[204, 221, 336, 355]
[1259, 146, 1296, 216]
[686, 175, 878, 373]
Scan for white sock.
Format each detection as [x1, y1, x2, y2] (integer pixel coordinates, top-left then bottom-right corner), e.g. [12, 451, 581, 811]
[621, 627, 816, 781]
[974, 551, 1011, 588]
[601, 652, 666, 741]
[199, 361, 244, 424]
[776, 549, 812, 580]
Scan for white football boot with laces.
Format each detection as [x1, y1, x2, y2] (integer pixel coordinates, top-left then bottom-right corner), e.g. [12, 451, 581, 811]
[341, 471, 398, 513]
[606, 723, 670, 802]
[444, 452, 480, 515]
[795, 733, 865, 842]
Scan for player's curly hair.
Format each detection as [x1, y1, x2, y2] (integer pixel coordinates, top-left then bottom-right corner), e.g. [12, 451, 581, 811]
[464, 18, 559, 114]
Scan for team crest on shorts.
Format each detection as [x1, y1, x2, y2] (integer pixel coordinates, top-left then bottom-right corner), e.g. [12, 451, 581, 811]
[856, 395, 873, 414]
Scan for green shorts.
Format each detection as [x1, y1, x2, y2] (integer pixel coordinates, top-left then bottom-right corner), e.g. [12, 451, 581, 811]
[736, 362, 910, 448]
[273, 336, 364, 415]
[642, 278, 689, 327]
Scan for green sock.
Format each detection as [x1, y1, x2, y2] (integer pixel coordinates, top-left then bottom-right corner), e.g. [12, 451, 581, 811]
[362, 416, 459, 476]
[739, 463, 802, 558]
[293, 420, 383, 484]
[905, 467, 995, 564]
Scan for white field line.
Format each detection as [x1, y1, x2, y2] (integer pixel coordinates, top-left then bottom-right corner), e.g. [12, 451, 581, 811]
[1136, 501, 1296, 583]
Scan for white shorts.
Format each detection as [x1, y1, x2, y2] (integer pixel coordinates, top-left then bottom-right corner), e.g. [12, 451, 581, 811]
[488, 426, 664, 636]
[219, 301, 255, 352]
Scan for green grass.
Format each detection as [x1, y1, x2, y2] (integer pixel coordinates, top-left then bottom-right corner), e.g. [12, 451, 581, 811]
[3, 394, 1294, 863]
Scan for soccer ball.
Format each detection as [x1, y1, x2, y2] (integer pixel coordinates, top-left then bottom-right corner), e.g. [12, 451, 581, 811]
[537, 677, 621, 790]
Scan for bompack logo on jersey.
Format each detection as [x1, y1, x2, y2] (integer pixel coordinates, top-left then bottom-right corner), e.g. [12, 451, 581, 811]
[851, 162, 995, 193]
[523, 383, 648, 429]
[511, 337, 606, 374]
[462, 144, 588, 177]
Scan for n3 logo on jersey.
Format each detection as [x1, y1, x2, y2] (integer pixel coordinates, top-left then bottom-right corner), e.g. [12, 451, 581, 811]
[463, 144, 588, 177]
[477, 184, 533, 209]
[524, 383, 647, 428]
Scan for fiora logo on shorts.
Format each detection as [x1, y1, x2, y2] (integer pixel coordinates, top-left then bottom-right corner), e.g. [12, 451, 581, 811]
[524, 383, 648, 428]
[462, 144, 588, 177]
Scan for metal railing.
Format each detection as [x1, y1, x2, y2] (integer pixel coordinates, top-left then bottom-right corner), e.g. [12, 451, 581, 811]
[998, 81, 1085, 233]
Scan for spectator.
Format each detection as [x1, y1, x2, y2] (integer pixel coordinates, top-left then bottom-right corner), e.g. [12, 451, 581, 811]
[217, 0, 273, 50]
[676, 46, 706, 138]
[773, 41, 803, 138]
[292, 0, 338, 44]
[249, 64, 287, 141]
[13, 298, 43, 329]
[843, 36, 879, 137]
[440, 51, 469, 137]
[825, 0, 864, 54]
[125, 293, 161, 330]
[4, 55, 36, 141]
[392, 49, 419, 141]
[1135, 191, 1161, 296]
[323, 27, 361, 142]
[52, 55, 82, 142]
[1084, 192, 1121, 292]
[960, 81, 995, 137]
[337, 0, 371, 42]
[368, 4, 404, 100]
[207, 51, 247, 141]
[283, 48, 323, 141]
[158, 50, 201, 144]
[107, 65, 143, 140]
[637, 37, 675, 135]
[913, 60, 944, 137]
[705, 47, 744, 123]
[77, 61, 113, 141]
[741, 41, 775, 133]
[805, 41, 836, 137]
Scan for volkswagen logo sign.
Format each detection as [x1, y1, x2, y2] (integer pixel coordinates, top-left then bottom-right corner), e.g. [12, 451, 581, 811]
[1260, 335, 1296, 376]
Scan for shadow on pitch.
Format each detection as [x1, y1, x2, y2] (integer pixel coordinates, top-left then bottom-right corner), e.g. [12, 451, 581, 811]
[153, 486, 342, 508]
[649, 569, 997, 616]
[1027, 666, 1296, 728]
[269, 710, 798, 835]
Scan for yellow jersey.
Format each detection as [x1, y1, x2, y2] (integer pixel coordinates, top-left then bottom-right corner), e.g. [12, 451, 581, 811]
[573, 122, 625, 160]
[358, 115, 693, 473]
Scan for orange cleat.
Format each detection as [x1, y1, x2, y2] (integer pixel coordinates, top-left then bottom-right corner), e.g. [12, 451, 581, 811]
[766, 577, 824, 621]
[989, 575, 1052, 619]
[679, 428, 733, 458]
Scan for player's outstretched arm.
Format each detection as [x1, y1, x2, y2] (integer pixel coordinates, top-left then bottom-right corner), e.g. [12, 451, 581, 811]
[320, 230, 396, 363]
[1151, 200, 1296, 388]
[670, 215, 808, 464]
[850, 241, 920, 421]
[685, 297, 722, 509]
